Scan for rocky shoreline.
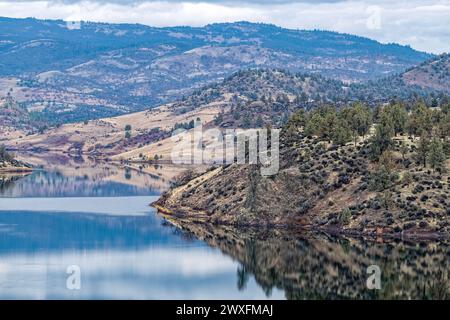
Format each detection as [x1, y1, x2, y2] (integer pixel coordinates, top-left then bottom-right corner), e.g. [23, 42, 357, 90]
[153, 203, 449, 241]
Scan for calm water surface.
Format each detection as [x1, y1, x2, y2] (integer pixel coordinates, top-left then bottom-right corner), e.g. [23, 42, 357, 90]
[0, 165, 449, 299]
[0, 167, 283, 299]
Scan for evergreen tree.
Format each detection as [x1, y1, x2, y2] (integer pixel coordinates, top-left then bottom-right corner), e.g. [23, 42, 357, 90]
[383, 103, 408, 136]
[416, 132, 430, 168]
[304, 111, 324, 137]
[342, 103, 372, 145]
[407, 102, 433, 137]
[369, 164, 399, 192]
[332, 119, 352, 146]
[428, 137, 446, 172]
[370, 122, 394, 159]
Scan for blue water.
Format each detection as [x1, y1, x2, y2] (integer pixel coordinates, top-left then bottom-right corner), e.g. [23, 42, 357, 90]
[0, 169, 284, 300]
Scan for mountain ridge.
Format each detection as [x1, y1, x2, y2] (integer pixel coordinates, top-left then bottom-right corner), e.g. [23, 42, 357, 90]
[0, 17, 433, 124]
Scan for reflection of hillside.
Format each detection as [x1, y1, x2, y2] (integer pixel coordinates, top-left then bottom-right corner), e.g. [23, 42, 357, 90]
[0, 173, 31, 194]
[0, 170, 158, 197]
[0, 162, 196, 198]
[12, 152, 193, 193]
[169, 220, 450, 300]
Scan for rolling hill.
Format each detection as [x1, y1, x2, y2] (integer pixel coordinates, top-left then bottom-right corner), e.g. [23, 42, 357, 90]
[4, 62, 449, 162]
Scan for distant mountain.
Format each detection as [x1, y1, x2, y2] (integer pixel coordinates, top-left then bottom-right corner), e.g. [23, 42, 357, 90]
[0, 17, 432, 123]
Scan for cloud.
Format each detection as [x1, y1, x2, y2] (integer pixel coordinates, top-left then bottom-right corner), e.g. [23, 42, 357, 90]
[0, 0, 448, 54]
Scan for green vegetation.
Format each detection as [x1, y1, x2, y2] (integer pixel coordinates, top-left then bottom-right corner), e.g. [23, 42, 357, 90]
[125, 124, 132, 139]
[369, 152, 399, 192]
[293, 98, 448, 172]
[173, 120, 196, 131]
[428, 137, 446, 172]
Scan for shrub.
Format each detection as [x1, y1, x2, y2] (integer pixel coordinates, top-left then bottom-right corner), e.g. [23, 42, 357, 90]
[369, 165, 399, 192]
[0, 145, 13, 162]
[339, 208, 352, 225]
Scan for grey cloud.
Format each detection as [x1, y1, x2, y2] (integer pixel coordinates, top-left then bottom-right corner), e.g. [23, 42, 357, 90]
[2, 0, 347, 4]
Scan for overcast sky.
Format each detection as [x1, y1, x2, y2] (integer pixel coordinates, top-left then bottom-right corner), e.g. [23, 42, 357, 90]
[0, 0, 448, 54]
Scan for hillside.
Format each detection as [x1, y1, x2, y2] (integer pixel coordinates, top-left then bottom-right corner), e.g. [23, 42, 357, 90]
[155, 102, 450, 239]
[170, 67, 450, 129]
[402, 54, 450, 92]
[7, 66, 449, 162]
[0, 94, 47, 142]
[349, 53, 450, 100]
[171, 69, 349, 128]
[3, 101, 221, 158]
[0, 18, 432, 124]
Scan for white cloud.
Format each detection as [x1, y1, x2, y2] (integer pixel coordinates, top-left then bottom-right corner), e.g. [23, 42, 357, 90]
[0, 0, 449, 54]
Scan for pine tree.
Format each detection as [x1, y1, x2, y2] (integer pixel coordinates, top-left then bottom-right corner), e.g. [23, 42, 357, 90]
[428, 137, 446, 172]
[385, 103, 408, 136]
[417, 132, 430, 168]
[332, 119, 352, 146]
[370, 122, 394, 159]
[304, 112, 324, 137]
[369, 164, 399, 192]
[408, 102, 433, 137]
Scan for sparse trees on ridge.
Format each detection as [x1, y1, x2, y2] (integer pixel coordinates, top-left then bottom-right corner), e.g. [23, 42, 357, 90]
[284, 99, 448, 172]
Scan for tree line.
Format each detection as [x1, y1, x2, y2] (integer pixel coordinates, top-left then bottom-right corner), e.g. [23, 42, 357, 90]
[285, 98, 449, 173]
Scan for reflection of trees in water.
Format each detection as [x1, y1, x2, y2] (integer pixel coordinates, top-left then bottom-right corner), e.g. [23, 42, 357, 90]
[169, 220, 449, 300]
[0, 175, 21, 193]
[125, 168, 132, 180]
[0, 170, 159, 197]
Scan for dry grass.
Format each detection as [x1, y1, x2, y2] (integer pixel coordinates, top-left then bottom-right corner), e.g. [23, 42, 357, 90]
[5, 102, 222, 157]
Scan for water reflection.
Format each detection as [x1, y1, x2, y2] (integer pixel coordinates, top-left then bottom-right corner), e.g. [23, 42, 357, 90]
[168, 219, 450, 300]
[0, 174, 28, 194]
[1, 166, 449, 300]
[0, 198, 284, 300]
[0, 168, 284, 300]
[0, 163, 187, 198]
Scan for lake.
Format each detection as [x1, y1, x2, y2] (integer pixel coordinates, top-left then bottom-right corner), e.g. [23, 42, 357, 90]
[0, 164, 448, 299]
